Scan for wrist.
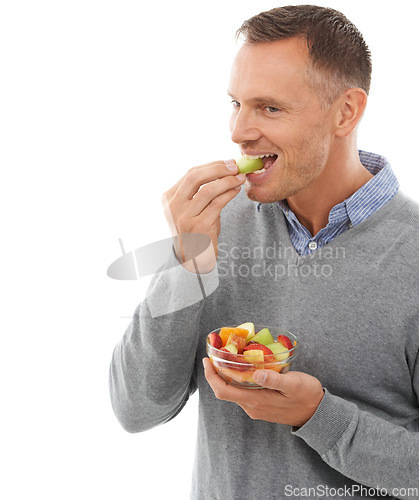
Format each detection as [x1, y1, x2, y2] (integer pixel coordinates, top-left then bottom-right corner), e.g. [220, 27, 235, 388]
[296, 386, 325, 429]
[176, 243, 217, 274]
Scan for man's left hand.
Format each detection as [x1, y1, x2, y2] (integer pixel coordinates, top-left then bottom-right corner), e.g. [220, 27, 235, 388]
[203, 357, 325, 427]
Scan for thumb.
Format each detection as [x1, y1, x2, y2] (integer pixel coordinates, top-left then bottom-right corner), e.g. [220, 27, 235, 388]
[253, 369, 292, 392]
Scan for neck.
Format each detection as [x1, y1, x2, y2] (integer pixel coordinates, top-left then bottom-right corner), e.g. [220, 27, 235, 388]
[286, 142, 373, 237]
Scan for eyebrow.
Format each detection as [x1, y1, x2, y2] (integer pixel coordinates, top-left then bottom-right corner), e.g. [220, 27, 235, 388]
[227, 91, 291, 110]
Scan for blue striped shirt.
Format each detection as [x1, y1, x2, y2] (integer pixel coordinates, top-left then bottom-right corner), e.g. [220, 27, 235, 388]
[259, 151, 399, 255]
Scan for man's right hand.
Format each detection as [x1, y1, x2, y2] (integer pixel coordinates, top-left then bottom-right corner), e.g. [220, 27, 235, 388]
[162, 159, 246, 274]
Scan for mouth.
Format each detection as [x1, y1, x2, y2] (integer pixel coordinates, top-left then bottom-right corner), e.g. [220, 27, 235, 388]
[241, 153, 278, 175]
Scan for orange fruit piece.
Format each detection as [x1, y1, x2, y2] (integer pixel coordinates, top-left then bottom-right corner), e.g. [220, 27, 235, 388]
[219, 327, 248, 346]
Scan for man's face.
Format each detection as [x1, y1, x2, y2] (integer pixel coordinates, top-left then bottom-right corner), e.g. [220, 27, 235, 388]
[228, 38, 337, 204]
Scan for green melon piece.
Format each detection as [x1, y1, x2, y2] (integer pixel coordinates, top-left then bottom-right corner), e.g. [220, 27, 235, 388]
[251, 328, 274, 346]
[237, 156, 264, 174]
[266, 342, 290, 361]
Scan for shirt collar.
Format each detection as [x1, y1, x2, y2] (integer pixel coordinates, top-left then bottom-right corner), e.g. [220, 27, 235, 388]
[342, 150, 399, 226]
[257, 150, 399, 228]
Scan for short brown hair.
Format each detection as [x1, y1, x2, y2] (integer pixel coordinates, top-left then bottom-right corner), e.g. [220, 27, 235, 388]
[236, 5, 372, 107]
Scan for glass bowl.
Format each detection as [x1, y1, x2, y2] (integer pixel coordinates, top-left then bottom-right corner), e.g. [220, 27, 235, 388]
[206, 326, 299, 389]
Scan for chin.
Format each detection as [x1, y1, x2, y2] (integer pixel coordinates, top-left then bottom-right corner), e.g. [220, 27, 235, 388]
[245, 184, 288, 204]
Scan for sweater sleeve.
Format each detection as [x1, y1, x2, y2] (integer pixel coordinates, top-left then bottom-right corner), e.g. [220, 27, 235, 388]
[292, 380, 419, 499]
[109, 248, 219, 433]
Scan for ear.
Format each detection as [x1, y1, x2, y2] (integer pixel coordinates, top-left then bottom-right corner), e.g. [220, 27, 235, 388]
[334, 88, 367, 137]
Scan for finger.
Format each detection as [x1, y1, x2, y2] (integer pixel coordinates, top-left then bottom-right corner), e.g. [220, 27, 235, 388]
[163, 159, 238, 203]
[188, 174, 245, 217]
[163, 160, 232, 202]
[199, 184, 244, 223]
[161, 193, 179, 236]
[202, 357, 252, 404]
[162, 180, 182, 207]
[202, 356, 217, 376]
[161, 172, 209, 234]
[176, 161, 239, 201]
[253, 369, 294, 395]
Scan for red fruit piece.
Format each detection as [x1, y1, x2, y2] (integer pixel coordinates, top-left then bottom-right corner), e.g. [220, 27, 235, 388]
[244, 343, 275, 363]
[277, 335, 293, 351]
[244, 343, 273, 356]
[208, 332, 222, 349]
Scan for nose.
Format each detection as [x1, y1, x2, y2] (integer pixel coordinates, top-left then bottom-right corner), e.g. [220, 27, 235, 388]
[230, 108, 262, 145]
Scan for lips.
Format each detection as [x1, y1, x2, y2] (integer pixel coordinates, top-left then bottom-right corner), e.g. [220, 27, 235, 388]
[243, 155, 280, 184]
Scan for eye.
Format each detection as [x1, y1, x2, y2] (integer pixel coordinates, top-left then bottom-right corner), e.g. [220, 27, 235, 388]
[265, 106, 281, 114]
[231, 99, 240, 109]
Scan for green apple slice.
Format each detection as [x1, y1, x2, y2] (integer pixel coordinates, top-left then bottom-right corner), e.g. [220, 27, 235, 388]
[266, 342, 290, 361]
[237, 156, 264, 174]
[251, 328, 274, 346]
[237, 322, 255, 342]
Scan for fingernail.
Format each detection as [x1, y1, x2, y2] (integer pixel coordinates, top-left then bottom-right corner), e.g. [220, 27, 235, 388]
[235, 173, 245, 181]
[224, 159, 237, 171]
[253, 371, 267, 384]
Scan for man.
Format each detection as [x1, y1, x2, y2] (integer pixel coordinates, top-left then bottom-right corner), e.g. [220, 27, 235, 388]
[109, 5, 419, 499]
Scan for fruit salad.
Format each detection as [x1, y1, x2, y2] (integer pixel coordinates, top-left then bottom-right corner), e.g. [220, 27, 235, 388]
[206, 323, 299, 388]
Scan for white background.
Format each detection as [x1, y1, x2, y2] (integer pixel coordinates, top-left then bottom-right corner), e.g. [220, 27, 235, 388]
[1, 1, 418, 498]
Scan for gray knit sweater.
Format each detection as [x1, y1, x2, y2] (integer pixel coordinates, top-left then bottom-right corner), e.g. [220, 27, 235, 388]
[109, 188, 419, 499]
